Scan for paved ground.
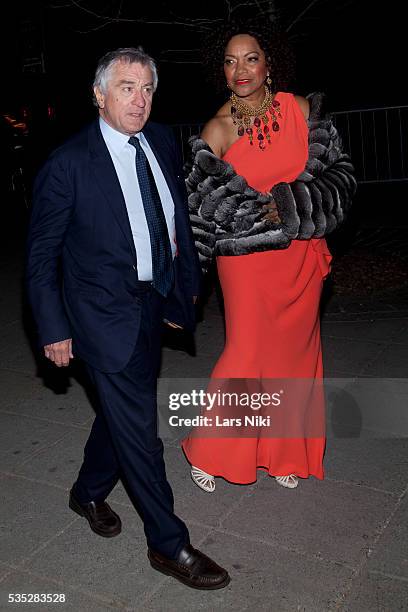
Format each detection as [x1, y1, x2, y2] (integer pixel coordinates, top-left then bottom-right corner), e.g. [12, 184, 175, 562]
[0, 220, 407, 611]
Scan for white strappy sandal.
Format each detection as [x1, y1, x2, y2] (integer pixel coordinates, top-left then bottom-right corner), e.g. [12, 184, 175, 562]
[275, 474, 299, 489]
[191, 466, 215, 493]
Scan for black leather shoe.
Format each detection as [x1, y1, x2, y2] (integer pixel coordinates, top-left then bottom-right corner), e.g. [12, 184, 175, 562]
[148, 544, 230, 590]
[69, 489, 121, 538]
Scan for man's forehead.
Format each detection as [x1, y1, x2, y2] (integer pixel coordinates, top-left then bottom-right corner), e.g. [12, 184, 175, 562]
[112, 59, 153, 82]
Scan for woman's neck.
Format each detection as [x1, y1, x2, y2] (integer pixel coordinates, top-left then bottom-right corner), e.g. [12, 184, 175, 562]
[236, 88, 268, 109]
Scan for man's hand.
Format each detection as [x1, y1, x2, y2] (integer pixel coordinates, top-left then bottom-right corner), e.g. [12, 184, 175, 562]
[262, 199, 281, 224]
[44, 338, 73, 367]
[163, 297, 198, 330]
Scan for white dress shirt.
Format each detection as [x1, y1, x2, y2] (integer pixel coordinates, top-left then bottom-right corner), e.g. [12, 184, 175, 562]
[99, 117, 176, 281]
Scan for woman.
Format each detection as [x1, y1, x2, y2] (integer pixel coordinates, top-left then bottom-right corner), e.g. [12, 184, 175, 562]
[182, 19, 356, 492]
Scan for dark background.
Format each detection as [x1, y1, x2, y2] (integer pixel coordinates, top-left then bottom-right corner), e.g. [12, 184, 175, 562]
[0, 2, 407, 337]
[1, 1, 405, 144]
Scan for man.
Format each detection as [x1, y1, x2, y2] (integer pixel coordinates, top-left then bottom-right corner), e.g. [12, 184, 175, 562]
[26, 47, 230, 590]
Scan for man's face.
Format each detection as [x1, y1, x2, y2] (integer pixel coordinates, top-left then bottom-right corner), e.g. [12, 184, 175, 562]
[94, 59, 154, 135]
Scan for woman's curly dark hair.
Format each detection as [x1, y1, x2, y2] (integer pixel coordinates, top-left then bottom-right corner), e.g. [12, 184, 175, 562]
[201, 16, 296, 94]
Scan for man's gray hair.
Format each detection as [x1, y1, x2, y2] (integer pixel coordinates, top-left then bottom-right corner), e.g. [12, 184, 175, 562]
[92, 47, 158, 105]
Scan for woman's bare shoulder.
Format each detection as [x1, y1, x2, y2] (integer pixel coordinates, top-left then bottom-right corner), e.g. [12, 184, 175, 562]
[200, 102, 233, 157]
[294, 95, 310, 120]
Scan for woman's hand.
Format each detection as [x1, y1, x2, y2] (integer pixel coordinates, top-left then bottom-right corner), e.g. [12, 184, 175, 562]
[262, 199, 281, 224]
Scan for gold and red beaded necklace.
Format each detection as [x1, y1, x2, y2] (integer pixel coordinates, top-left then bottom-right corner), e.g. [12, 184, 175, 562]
[230, 85, 282, 150]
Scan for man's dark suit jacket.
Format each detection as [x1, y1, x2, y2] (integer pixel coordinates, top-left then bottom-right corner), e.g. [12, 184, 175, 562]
[26, 119, 202, 373]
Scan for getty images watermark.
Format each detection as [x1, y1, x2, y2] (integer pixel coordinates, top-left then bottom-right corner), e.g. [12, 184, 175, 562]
[158, 377, 408, 440]
[158, 378, 328, 439]
[167, 388, 283, 428]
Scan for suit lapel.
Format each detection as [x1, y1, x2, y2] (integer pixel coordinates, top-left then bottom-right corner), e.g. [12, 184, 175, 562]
[88, 121, 137, 262]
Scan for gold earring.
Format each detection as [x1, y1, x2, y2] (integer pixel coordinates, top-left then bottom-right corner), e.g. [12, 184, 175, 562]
[266, 75, 272, 88]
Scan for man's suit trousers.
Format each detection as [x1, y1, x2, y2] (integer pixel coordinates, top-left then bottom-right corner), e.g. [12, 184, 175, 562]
[74, 282, 189, 559]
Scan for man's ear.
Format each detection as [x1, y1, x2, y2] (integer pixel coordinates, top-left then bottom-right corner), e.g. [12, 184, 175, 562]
[94, 86, 105, 109]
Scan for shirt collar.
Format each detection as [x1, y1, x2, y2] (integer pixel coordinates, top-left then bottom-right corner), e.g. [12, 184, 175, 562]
[99, 117, 147, 153]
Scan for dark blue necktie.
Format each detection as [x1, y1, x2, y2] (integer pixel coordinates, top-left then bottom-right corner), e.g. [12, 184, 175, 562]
[128, 136, 174, 297]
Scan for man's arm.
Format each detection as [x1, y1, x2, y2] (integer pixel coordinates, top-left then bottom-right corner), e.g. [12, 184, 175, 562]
[170, 127, 202, 295]
[26, 153, 74, 364]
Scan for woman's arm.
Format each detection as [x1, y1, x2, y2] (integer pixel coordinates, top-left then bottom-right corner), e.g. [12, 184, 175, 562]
[185, 137, 289, 259]
[294, 95, 310, 120]
[185, 121, 221, 271]
[200, 118, 226, 158]
[271, 93, 357, 240]
[186, 110, 238, 270]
